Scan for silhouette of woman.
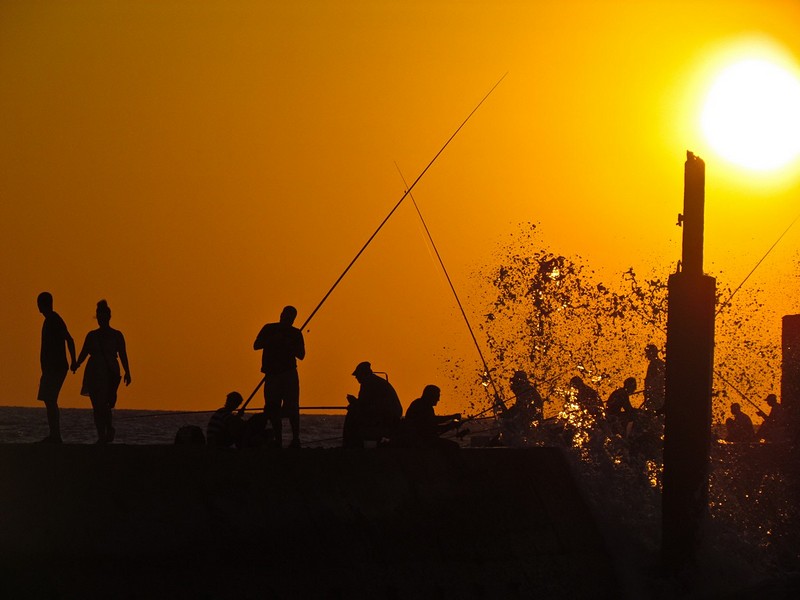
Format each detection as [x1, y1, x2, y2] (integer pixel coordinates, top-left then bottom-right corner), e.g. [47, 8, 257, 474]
[74, 300, 131, 443]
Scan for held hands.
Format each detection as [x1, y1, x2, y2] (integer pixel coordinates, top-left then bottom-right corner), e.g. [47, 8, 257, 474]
[70, 360, 78, 374]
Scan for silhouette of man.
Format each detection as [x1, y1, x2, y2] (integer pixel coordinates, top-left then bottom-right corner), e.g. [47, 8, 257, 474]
[725, 402, 755, 443]
[569, 375, 603, 418]
[36, 292, 76, 443]
[642, 344, 666, 414]
[254, 306, 305, 448]
[207, 391, 246, 448]
[498, 370, 544, 445]
[509, 370, 544, 422]
[606, 377, 637, 437]
[401, 384, 461, 449]
[343, 362, 402, 448]
[757, 394, 787, 443]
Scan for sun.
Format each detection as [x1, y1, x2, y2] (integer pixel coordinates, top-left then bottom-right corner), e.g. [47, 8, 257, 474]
[701, 56, 800, 172]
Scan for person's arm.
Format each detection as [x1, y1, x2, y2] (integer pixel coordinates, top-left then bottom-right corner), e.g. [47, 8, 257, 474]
[118, 332, 131, 385]
[295, 330, 305, 360]
[65, 331, 77, 371]
[254, 325, 266, 350]
[74, 333, 91, 372]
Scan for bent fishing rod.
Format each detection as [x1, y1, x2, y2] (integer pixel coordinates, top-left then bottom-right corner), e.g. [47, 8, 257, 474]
[394, 162, 508, 411]
[239, 74, 508, 413]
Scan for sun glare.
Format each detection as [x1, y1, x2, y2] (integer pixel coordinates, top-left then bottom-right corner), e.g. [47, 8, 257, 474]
[701, 57, 800, 172]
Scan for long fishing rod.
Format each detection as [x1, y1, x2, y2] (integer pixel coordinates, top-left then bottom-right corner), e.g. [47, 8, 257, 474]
[713, 368, 768, 415]
[239, 74, 508, 413]
[394, 162, 507, 410]
[120, 406, 348, 421]
[716, 210, 800, 316]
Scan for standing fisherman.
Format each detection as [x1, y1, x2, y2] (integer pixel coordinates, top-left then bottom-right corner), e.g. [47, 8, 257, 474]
[36, 292, 77, 443]
[254, 306, 305, 448]
[642, 344, 666, 415]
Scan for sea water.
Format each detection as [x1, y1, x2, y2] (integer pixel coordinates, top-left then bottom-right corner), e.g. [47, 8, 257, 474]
[0, 406, 348, 447]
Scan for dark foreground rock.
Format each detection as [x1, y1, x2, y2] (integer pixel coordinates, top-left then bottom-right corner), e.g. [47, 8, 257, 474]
[0, 445, 617, 599]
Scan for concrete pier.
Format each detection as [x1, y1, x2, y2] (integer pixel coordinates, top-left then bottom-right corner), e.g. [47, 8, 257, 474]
[0, 446, 617, 599]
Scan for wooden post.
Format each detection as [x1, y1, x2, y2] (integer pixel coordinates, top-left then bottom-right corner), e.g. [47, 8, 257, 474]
[662, 152, 716, 570]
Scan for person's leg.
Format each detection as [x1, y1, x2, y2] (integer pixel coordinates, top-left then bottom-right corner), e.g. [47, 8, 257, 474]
[44, 399, 61, 442]
[264, 378, 282, 447]
[286, 371, 300, 447]
[90, 394, 106, 442]
[38, 370, 66, 442]
[106, 408, 115, 442]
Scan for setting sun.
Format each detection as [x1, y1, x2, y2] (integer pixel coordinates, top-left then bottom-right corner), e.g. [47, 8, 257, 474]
[701, 57, 800, 171]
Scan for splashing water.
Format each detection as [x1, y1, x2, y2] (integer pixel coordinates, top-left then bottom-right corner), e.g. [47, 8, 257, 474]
[445, 224, 799, 595]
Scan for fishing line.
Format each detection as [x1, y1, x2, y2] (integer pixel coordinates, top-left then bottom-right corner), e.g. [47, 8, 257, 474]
[716, 210, 800, 316]
[394, 162, 507, 410]
[240, 73, 508, 412]
[713, 369, 768, 415]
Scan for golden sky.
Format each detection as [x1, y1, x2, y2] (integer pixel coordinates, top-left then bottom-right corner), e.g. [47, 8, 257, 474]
[1, 0, 799, 414]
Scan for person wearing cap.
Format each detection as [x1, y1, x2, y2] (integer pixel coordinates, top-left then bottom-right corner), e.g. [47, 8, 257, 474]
[642, 344, 665, 415]
[343, 361, 402, 448]
[254, 305, 305, 448]
[757, 394, 786, 443]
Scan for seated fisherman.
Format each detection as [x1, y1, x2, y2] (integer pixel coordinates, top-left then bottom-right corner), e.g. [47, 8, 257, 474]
[207, 391, 246, 448]
[569, 375, 603, 419]
[496, 370, 544, 445]
[606, 377, 637, 438]
[757, 394, 787, 443]
[343, 361, 403, 448]
[400, 384, 461, 449]
[725, 402, 755, 443]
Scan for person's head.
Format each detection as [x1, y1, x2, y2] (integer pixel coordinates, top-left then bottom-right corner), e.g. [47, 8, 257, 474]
[511, 370, 529, 385]
[731, 402, 741, 415]
[280, 305, 298, 326]
[421, 384, 441, 405]
[623, 377, 637, 393]
[96, 299, 111, 327]
[37, 291, 53, 315]
[225, 391, 243, 410]
[352, 361, 372, 383]
[765, 394, 778, 407]
[569, 376, 583, 389]
[645, 344, 659, 360]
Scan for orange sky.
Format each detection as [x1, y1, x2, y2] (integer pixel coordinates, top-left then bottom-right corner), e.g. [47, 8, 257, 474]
[1, 0, 799, 415]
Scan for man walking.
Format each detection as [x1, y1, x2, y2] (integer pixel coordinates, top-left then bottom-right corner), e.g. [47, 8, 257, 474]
[254, 306, 305, 448]
[36, 292, 76, 443]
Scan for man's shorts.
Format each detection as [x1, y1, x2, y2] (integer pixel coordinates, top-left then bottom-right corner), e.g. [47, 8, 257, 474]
[263, 370, 300, 416]
[37, 369, 68, 404]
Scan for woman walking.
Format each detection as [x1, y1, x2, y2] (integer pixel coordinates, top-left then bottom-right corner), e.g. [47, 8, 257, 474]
[74, 300, 131, 443]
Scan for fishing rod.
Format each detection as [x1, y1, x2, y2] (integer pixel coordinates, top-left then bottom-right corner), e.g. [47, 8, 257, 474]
[239, 73, 508, 413]
[716, 210, 800, 316]
[713, 369, 768, 415]
[394, 162, 508, 411]
[120, 406, 348, 420]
